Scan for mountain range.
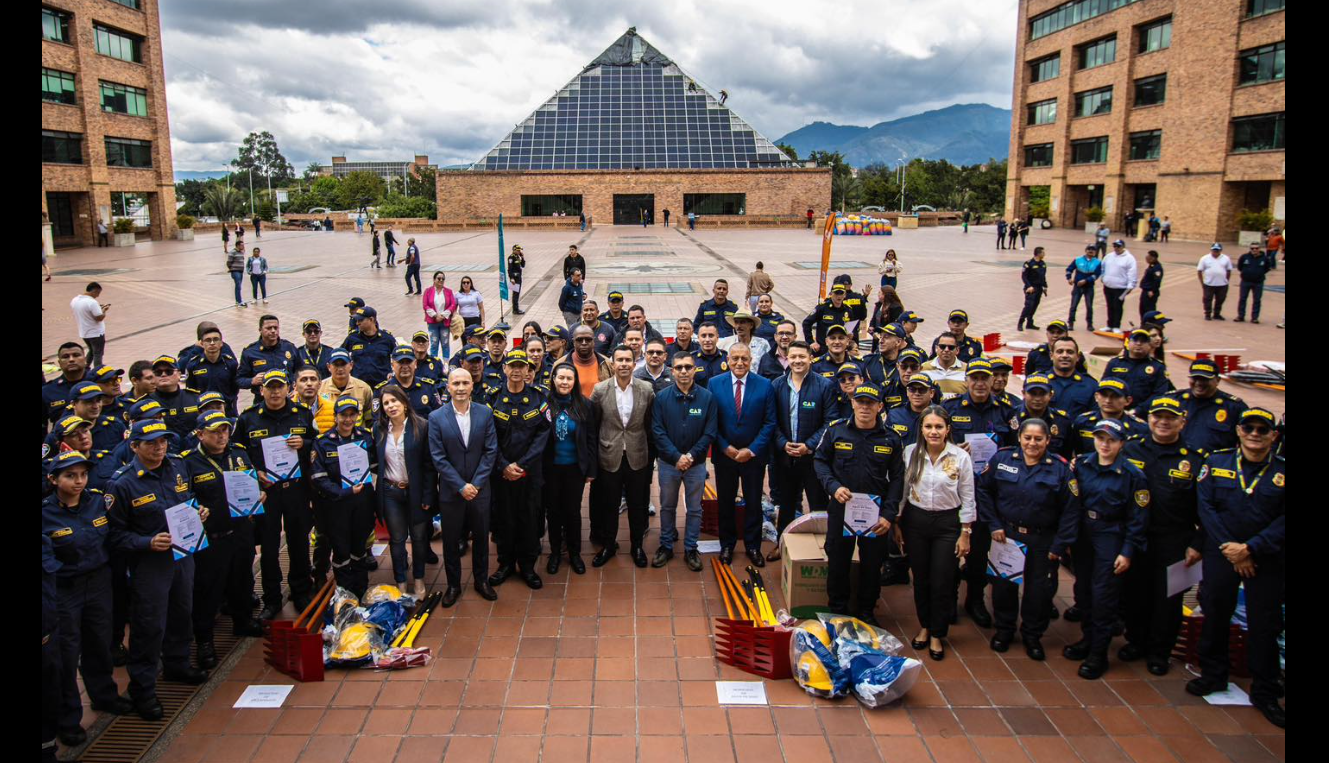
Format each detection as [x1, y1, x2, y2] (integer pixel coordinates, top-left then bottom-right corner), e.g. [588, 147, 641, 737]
[775, 103, 1012, 168]
[174, 170, 233, 182]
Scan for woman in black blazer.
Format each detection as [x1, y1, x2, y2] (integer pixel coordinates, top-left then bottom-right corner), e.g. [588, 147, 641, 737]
[375, 384, 438, 596]
[543, 364, 599, 575]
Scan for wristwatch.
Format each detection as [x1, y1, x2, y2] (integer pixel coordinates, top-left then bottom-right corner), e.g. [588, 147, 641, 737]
[960, 527, 973, 535]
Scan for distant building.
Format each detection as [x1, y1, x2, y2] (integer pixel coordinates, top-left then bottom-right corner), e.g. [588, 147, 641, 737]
[1005, 0, 1285, 240]
[322, 155, 436, 182]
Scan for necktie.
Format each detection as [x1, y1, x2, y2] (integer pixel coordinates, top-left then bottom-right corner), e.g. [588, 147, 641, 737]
[735, 378, 744, 418]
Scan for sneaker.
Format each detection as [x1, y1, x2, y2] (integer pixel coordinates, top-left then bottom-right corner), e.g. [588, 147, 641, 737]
[648, 503, 657, 517]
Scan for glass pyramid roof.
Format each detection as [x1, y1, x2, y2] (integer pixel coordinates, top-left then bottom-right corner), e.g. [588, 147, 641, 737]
[471, 28, 795, 171]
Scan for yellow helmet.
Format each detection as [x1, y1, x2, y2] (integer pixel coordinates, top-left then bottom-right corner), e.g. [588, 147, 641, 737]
[328, 623, 375, 661]
[799, 621, 833, 649]
[364, 584, 402, 604]
[796, 651, 833, 693]
[826, 615, 882, 650]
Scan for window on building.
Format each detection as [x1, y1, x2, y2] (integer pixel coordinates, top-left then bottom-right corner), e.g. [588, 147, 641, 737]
[1029, 54, 1061, 83]
[42, 7, 71, 43]
[1078, 36, 1117, 70]
[1024, 143, 1054, 168]
[1246, 0, 1285, 18]
[1027, 99, 1058, 125]
[42, 68, 77, 105]
[684, 194, 746, 215]
[1030, 0, 1144, 41]
[1070, 137, 1109, 164]
[1137, 18, 1172, 54]
[520, 194, 583, 216]
[42, 130, 82, 164]
[100, 82, 149, 116]
[1239, 42, 1285, 85]
[1128, 130, 1162, 160]
[94, 26, 143, 64]
[1231, 113, 1285, 152]
[1074, 87, 1113, 117]
[1132, 184, 1157, 211]
[107, 0, 142, 8]
[111, 192, 151, 226]
[1134, 74, 1167, 106]
[105, 136, 152, 167]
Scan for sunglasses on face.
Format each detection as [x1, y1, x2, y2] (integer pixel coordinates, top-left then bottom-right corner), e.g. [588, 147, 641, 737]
[937, 345, 957, 351]
[674, 364, 695, 371]
[646, 350, 665, 356]
[574, 337, 593, 343]
[1240, 423, 1273, 435]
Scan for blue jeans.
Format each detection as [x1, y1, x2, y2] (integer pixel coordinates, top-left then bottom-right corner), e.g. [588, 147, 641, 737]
[250, 274, 267, 300]
[428, 323, 451, 360]
[657, 459, 706, 551]
[381, 485, 430, 583]
[230, 271, 243, 304]
[880, 275, 897, 289]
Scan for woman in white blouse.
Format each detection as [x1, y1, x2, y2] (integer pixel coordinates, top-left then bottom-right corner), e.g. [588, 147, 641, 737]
[899, 405, 974, 661]
[375, 385, 437, 597]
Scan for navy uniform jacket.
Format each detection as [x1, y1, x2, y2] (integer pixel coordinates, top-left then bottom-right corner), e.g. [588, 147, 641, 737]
[181, 351, 241, 407]
[754, 311, 786, 343]
[772, 372, 836, 455]
[233, 400, 316, 483]
[43, 373, 89, 424]
[666, 339, 699, 362]
[1123, 438, 1205, 545]
[1237, 253, 1274, 283]
[651, 384, 717, 465]
[340, 330, 397, 385]
[1011, 404, 1075, 460]
[976, 447, 1079, 551]
[598, 310, 629, 337]
[42, 488, 111, 578]
[810, 352, 853, 381]
[106, 454, 196, 553]
[181, 442, 256, 537]
[1048, 371, 1099, 419]
[1072, 454, 1150, 559]
[177, 342, 237, 372]
[801, 302, 852, 347]
[151, 386, 203, 440]
[886, 406, 925, 447]
[374, 377, 442, 419]
[480, 356, 508, 390]
[692, 349, 728, 389]
[1022, 257, 1048, 291]
[1196, 450, 1285, 556]
[44, 413, 126, 454]
[694, 299, 740, 338]
[861, 354, 897, 388]
[311, 427, 378, 502]
[237, 338, 298, 398]
[1177, 391, 1246, 453]
[813, 417, 906, 522]
[1025, 344, 1089, 376]
[1071, 410, 1146, 454]
[295, 344, 332, 380]
[931, 333, 984, 363]
[944, 394, 1016, 448]
[43, 449, 113, 497]
[1102, 355, 1173, 416]
[490, 385, 551, 479]
[415, 356, 447, 390]
[1140, 262, 1164, 294]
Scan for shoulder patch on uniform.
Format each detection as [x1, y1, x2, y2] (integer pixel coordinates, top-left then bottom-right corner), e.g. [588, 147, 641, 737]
[1134, 490, 1150, 507]
[1068, 478, 1079, 496]
[104, 494, 115, 509]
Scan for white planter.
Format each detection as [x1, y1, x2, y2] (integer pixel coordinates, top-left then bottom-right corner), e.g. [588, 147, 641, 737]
[175, 229, 195, 241]
[113, 232, 136, 247]
[1237, 230, 1264, 247]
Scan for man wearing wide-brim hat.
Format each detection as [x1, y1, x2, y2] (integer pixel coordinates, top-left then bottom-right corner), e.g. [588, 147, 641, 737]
[718, 308, 771, 366]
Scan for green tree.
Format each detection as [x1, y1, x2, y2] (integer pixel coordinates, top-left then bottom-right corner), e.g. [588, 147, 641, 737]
[174, 178, 212, 216]
[337, 171, 386, 211]
[231, 131, 295, 186]
[406, 166, 437, 202]
[776, 142, 800, 162]
[303, 161, 324, 181]
[831, 173, 862, 211]
[202, 184, 246, 221]
[375, 195, 436, 218]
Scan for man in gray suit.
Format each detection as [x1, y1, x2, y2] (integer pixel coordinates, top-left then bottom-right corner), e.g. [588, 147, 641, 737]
[428, 367, 499, 607]
[589, 345, 656, 568]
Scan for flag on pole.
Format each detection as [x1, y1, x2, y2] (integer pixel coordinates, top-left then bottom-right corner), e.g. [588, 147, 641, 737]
[497, 214, 509, 302]
[818, 212, 835, 300]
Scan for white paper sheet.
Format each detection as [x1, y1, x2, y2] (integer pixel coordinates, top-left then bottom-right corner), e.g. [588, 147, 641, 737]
[337, 441, 372, 486]
[844, 493, 880, 536]
[372, 543, 389, 557]
[223, 470, 264, 517]
[1166, 559, 1204, 597]
[233, 684, 294, 709]
[696, 540, 722, 554]
[165, 501, 207, 560]
[715, 681, 768, 705]
[986, 538, 1027, 582]
[261, 435, 300, 481]
[965, 433, 999, 474]
[1203, 683, 1251, 706]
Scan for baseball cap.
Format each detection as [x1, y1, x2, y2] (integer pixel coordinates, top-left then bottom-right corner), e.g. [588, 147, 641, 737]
[128, 399, 165, 420]
[197, 391, 226, 408]
[1210, 243, 1224, 251]
[334, 395, 361, 414]
[1096, 378, 1128, 395]
[504, 349, 532, 366]
[876, 323, 907, 340]
[329, 349, 352, 364]
[608, 290, 625, 302]
[825, 324, 848, 337]
[948, 309, 969, 322]
[899, 311, 924, 324]
[49, 450, 91, 473]
[391, 346, 416, 362]
[833, 274, 853, 287]
[486, 327, 507, 339]
[196, 410, 235, 431]
[71, 381, 107, 401]
[411, 330, 429, 342]
[1112, 239, 1126, 247]
[1141, 310, 1171, 325]
[462, 346, 485, 362]
[906, 374, 934, 390]
[1024, 374, 1052, 392]
[91, 365, 124, 382]
[897, 347, 925, 364]
[851, 383, 882, 401]
[344, 297, 365, 309]
[462, 325, 484, 340]
[130, 419, 172, 442]
[355, 306, 377, 321]
[836, 361, 862, 378]
[1188, 359, 1219, 378]
[1239, 407, 1275, 425]
[1047, 319, 1068, 331]
[302, 318, 322, 330]
[55, 415, 93, 436]
[1092, 418, 1126, 440]
[1129, 328, 1152, 341]
[830, 284, 847, 294]
[152, 354, 178, 369]
[965, 358, 994, 376]
[988, 357, 1013, 373]
[261, 369, 289, 386]
[545, 325, 569, 342]
[1147, 396, 1184, 415]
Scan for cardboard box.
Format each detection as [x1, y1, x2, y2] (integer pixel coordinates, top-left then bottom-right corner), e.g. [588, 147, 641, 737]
[780, 531, 858, 619]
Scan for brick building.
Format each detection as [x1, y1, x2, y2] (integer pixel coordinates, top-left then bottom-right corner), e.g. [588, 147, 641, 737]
[42, 0, 178, 249]
[1004, 0, 1285, 241]
[321, 154, 436, 182]
[439, 28, 829, 224]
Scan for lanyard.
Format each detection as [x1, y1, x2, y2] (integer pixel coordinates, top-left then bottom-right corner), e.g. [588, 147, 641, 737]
[1235, 452, 1271, 495]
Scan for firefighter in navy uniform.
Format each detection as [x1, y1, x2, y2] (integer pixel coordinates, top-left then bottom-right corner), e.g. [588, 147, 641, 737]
[1024, 320, 1073, 375]
[411, 330, 447, 389]
[803, 284, 854, 352]
[42, 415, 114, 496]
[181, 329, 242, 413]
[1062, 419, 1149, 680]
[237, 315, 298, 402]
[862, 322, 907, 405]
[1071, 379, 1146, 455]
[481, 328, 510, 389]
[989, 357, 1021, 409]
[1011, 375, 1075, 460]
[932, 310, 985, 363]
[1017, 246, 1049, 331]
[342, 306, 397, 385]
[43, 451, 133, 746]
[828, 274, 872, 344]
[106, 419, 210, 720]
[810, 324, 855, 379]
[43, 342, 90, 426]
[977, 419, 1080, 660]
[43, 381, 126, 453]
[1119, 396, 1205, 676]
[233, 370, 317, 620]
[375, 346, 443, 418]
[295, 319, 332, 380]
[691, 325, 729, 389]
[1177, 359, 1246, 453]
[310, 396, 378, 598]
[92, 364, 127, 423]
[887, 375, 937, 446]
[148, 356, 203, 441]
[1101, 329, 1173, 417]
[486, 350, 552, 590]
[343, 297, 366, 334]
[1046, 336, 1098, 418]
[1187, 408, 1285, 729]
[180, 411, 265, 670]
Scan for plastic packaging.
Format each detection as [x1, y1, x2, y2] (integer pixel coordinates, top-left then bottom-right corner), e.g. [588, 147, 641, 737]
[836, 639, 923, 708]
[326, 622, 383, 666]
[363, 584, 404, 605]
[790, 626, 851, 698]
[818, 613, 905, 656]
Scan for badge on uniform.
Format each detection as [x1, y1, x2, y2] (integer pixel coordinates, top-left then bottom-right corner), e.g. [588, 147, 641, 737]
[1273, 473, 1285, 487]
[1145, 366, 1155, 375]
[1198, 465, 1209, 481]
[1215, 409, 1227, 423]
[1134, 490, 1150, 507]
[1069, 478, 1080, 496]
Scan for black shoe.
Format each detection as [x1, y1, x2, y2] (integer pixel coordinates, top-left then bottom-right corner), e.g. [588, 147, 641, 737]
[233, 618, 265, 637]
[112, 642, 129, 667]
[1024, 639, 1046, 661]
[965, 599, 992, 628]
[911, 635, 928, 650]
[1185, 677, 1225, 697]
[488, 564, 515, 587]
[473, 581, 498, 601]
[1253, 698, 1286, 729]
[592, 546, 617, 568]
[1146, 659, 1170, 676]
[1016, 323, 1024, 332]
[163, 666, 209, 685]
[58, 727, 88, 747]
[1251, 318, 1261, 324]
[441, 586, 461, 608]
[1049, 604, 1060, 620]
[134, 696, 164, 721]
[1062, 639, 1090, 661]
[989, 633, 1012, 653]
[196, 641, 218, 670]
[1117, 644, 1144, 662]
[546, 554, 561, 575]
[523, 571, 543, 590]
[1204, 315, 1212, 321]
[1086, 324, 1096, 332]
[259, 604, 283, 621]
[363, 556, 379, 571]
[1214, 314, 1227, 321]
[745, 548, 765, 568]
[1067, 322, 1075, 331]
[719, 547, 734, 566]
[632, 547, 648, 568]
[1027, 324, 1040, 330]
[684, 550, 703, 571]
[652, 548, 673, 568]
[1062, 605, 1084, 622]
[1234, 317, 1246, 323]
[929, 644, 945, 661]
[880, 560, 911, 586]
[426, 547, 439, 564]
[1078, 656, 1108, 680]
[569, 555, 586, 575]
[91, 695, 134, 715]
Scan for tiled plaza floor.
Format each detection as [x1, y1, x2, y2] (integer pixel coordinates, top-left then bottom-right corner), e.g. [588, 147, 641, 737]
[43, 224, 1285, 762]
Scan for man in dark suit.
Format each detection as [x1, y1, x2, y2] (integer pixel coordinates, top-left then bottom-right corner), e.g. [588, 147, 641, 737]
[428, 367, 499, 607]
[588, 346, 657, 568]
[768, 340, 837, 561]
[710, 343, 777, 567]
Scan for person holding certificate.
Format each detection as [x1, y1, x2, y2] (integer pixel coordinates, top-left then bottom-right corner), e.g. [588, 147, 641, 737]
[813, 383, 905, 625]
[181, 411, 265, 671]
[898, 406, 975, 661]
[375, 385, 438, 598]
[976, 418, 1080, 661]
[311, 396, 378, 598]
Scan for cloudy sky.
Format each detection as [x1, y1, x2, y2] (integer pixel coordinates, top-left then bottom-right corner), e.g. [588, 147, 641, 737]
[160, 0, 1018, 172]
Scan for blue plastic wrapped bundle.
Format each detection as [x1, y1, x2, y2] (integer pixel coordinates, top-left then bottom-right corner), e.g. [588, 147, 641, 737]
[835, 639, 923, 708]
[790, 627, 852, 698]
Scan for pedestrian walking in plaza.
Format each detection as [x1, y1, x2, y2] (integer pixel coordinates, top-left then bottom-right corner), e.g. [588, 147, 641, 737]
[403, 237, 422, 295]
[1094, 223, 1109, 255]
[226, 241, 246, 306]
[356, 214, 364, 234]
[234, 223, 244, 244]
[1160, 216, 1171, 243]
[423, 271, 457, 360]
[98, 219, 110, 247]
[43, 240, 52, 281]
[384, 227, 398, 267]
[962, 210, 970, 233]
[1196, 244, 1232, 321]
[878, 249, 902, 290]
[579, 212, 586, 232]
[246, 246, 269, 304]
[688, 211, 696, 230]
[562, 245, 586, 282]
[370, 230, 381, 268]
[745, 261, 774, 312]
[996, 218, 1007, 249]
[1018, 218, 1031, 250]
[1099, 240, 1138, 333]
[1066, 246, 1102, 330]
[220, 222, 229, 253]
[70, 281, 109, 368]
[663, 208, 671, 227]
[1236, 242, 1274, 323]
[455, 276, 485, 329]
[807, 208, 815, 229]
[252, 216, 262, 239]
[1018, 246, 1048, 331]
[1138, 250, 1163, 323]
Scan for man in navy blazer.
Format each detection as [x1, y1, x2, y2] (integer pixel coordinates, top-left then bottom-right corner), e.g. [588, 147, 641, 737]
[428, 368, 499, 607]
[768, 340, 837, 561]
[710, 343, 777, 567]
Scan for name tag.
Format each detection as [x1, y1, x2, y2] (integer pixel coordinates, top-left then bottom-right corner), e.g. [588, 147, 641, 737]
[1211, 468, 1237, 479]
[249, 429, 269, 438]
[493, 410, 510, 421]
[51, 528, 74, 538]
[289, 427, 307, 435]
[998, 463, 1020, 474]
[193, 368, 208, 376]
[351, 344, 364, 351]
[131, 494, 157, 507]
[92, 516, 108, 527]
[1167, 469, 1192, 480]
[834, 442, 853, 451]
[194, 472, 217, 483]
[873, 445, 893, 455]
[254, 359, 267, 367]
[952, 415, 972, 423]
[1128, 459, 1146, 469]
[523, 409, 541, 420]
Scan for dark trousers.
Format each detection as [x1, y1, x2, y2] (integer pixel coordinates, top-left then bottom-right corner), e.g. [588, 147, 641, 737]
[112, 553, 129, 645]
[230, 271, 244, 304]
[494, 473, 544, 572]
[1198, 545, 1285, 703]
[996, 232, 1006, 249]
[511, 285, 522, 313]
[386, 246, 396, 266]
[314, 491, 376, 598]
[57, 568, 119, 730]
[901, 507, 960, 637]
[547, 463, 587, 556]
[98, 231, 109, 247]
[1068, 284, 1095, 326]
[126, 552, 194, 701]
[257, 482, 313, 607]
[1018, 290, 1042, 328]
[250, 274, 267, 300]
[773, 454, 826, 535]
[1103, 286, 1127, 328]
[1202, 284, 1229, 318]
[957, 521, 992, 606]
[192, 526, 256, 642]
[1138, 291, 1159, 324]
[405, 264, 422, 293]
[825, 502, 887, 616]
[714, 455, 766, 552]
[440, 496, 490, 588]
[1123, 529, 1191, 662]
[1237, 281, 1264, 320]
[84, 335, 105, 369]
[1072, 525, 1126, 655]
[43, 623, 61, 760]
[991, 530, 1058, 641]
[593, 455, 650, 551]
[382, 484, 430, 583]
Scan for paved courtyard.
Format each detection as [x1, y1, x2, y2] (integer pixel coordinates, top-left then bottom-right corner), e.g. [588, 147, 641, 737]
[42, 224, 1285, 763]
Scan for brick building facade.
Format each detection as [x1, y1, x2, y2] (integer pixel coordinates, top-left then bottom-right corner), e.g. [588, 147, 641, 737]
[42, 0, 177, 249]
[1005, 0, 1285, 242]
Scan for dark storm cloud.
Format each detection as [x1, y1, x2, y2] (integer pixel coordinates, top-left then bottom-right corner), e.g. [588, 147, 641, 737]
[159, 0, 510, 36]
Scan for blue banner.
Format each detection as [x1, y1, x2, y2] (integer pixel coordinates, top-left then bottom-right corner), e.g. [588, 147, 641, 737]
[497, 214, 509, 301]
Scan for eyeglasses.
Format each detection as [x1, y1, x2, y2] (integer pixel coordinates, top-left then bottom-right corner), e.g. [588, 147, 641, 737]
[1239, 423, 1273, 435]
[646, 350, 665, 356]
[574, 337, 593, 343]
[937, 344, 957, 351]
[303, 327, 321, 334]
[674, 364, 695, 371]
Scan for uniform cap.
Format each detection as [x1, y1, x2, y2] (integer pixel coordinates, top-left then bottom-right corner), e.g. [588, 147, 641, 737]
[56, 415, 93, 435]
[486, 327, 507, 338]
[897, 347, 925, 364]
[851, 383, 882, 401]
[825, 324, 848, 337]
[197, 391, 226, 407]
[948, 309, 969, 322]
[302, 318, 322, 329]
[988, 357, 1013, 372]
[876, 322, 907, 340]
[391, 346, 416, 362]
[355, 306, 377, 320]
[71, 381, 107, 400]
[835, 361, 862, 378]
[49, 450, 91, 473]
[1210, 243, 1224, 251]
[899, 310, 924, 323]
[1024, 374, 1052, 392]
[328, 349, 352, 364]
[829, 284, 847, 294]
[1239, 407, 1275, 424]
[197, 410, 235, 431]
[130, 419, 172, 442]
[1189, 359, 1218, 378]
[965, 358, 994, 376]
[1141, 310, 1171, 325]
[1047, 319, 1068, 330]
[92, 365, 124, 382]
[504, 349, 532, 366]
[344, 297, 365, 309]
[334, 395, 361, 413]
[461, 324, 484, 340]
[261, 369, 290, 386]
[905, 374, 934, 390]
[462, 346, 485, 361]
[128, 399, 165, 420]
[1148, 396, 1184, 415]
[1091, 418, 1126, 440]
[411, 330, 429, 342]
[545, 325, 569, 341]
[152, 354, 178, 369]
[607, 290, 625, 301]
[1129, 328, 1152, 341]
[1096, 378, 1128, 395]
